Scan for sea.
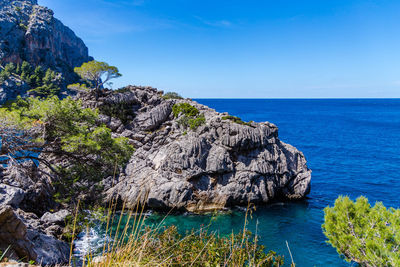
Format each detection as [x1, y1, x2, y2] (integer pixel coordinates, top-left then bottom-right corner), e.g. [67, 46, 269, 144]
[75, 99, 400, 266]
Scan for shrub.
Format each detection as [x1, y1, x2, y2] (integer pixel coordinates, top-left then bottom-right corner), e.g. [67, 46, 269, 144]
[173, 103, 205, 130]
[188, 114, 205, 130]
[322, 196, 400, 266]
[222, 115, 254, 127]
[172, 103, 199, 118]
[162, 91, 183, 100]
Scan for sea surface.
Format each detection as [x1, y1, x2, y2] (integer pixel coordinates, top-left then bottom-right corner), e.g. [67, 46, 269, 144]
[75, 99, 400, 266]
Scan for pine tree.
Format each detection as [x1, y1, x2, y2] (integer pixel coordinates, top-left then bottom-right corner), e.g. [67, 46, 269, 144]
[322, 196, 400, 266]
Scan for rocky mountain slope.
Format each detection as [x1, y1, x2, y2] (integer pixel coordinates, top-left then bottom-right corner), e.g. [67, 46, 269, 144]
[0, 0, 92, 103]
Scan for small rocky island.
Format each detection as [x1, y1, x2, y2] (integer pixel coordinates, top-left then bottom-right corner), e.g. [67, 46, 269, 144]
[0, 0, 311, 265]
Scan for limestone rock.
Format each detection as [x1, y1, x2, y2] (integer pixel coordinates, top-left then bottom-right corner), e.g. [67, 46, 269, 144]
[105, 87, 312, 212]
[0, 205, 69, 266]
[40, 209, 70, 226]
[0, 0, 92, 104]
[0, 184, 25, 208]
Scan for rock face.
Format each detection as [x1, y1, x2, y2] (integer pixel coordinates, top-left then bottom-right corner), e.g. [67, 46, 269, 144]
[0, 75, 29, 104]
[0, 205, 69, 266]
[104, 87, 311, 212]
[0, 0, 92, 103]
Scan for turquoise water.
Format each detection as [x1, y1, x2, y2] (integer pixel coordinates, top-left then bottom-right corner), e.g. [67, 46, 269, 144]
[76, 99, 400, 266]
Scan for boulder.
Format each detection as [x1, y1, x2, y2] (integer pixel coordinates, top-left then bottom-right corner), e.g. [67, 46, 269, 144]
[0, 205, 70, 266]
[0, 184, 25, 208]
[40, 209, 70, 226]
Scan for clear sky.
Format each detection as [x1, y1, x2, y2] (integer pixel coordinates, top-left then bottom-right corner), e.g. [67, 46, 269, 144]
[38, 0, 400, 98]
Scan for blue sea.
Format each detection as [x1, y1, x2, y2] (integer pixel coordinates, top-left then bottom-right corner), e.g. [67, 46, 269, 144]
[76, 99, 400, 266]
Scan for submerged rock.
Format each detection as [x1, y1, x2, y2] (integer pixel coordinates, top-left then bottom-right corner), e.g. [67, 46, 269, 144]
[104, 87, 312, 212]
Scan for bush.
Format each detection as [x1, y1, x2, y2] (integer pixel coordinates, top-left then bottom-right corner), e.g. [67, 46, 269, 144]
[188, 114, 205, 130]
[172, 103, 199, 118]
[173, 103, 205, 130]
[222, 115, 254, 127]
[322, 196, 400, 266]
[162, 91, 183, 100]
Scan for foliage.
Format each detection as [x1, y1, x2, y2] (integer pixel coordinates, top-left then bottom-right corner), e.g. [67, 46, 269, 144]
[222, 115, 254, 127]
[172, 103, 199, 118]
[0, 61, 60, 97]
[162, 91, 183, 100]
[172, 103, 206, 131]
[67, 83, 90, 92]
[322, 196, 400, 266]
[73, 60, 121, 97]
[0, 96, 134, 202]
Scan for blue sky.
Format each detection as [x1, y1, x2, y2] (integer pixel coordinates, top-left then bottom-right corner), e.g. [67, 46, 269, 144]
[39, 0, 400, 98]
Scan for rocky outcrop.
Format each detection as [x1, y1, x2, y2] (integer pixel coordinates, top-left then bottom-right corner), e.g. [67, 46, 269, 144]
[0, 0, 92, 104]
[0, 75, 29, 104]
[103, 86, 311, 212]
[0, 205, 69, 266]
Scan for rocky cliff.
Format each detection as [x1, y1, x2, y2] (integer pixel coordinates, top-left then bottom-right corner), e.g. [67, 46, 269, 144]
[90, 87, 312, 212]
[0, 0, 92, 103]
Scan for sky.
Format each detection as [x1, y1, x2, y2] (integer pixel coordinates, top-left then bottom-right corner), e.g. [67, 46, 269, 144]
[38, 0, 400, 98]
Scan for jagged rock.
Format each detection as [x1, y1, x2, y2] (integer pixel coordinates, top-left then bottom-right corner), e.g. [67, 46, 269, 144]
[0, 75, 29, 105]
[1, 162, 55, 214]
[40, 209, 70, 226]
[26, 230, 70, 266]
[0, 184, 25, 207]
[105, 87, 312, 212]
[0, 205, 69, 266]
[133, 101, 173, 131]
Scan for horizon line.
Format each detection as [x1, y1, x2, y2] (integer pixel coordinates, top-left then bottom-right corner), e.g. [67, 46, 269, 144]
[193, 97, 400, 100]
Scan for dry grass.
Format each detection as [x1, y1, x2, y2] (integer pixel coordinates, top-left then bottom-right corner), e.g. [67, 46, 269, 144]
[70, 200, 285, 267]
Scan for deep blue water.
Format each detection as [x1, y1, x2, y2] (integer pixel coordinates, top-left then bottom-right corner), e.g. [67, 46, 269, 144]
[185, 99, 399, 266]
[76, 99, 400, 266]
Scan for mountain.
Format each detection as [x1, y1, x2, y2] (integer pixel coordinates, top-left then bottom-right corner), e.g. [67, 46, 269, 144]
[0, 0, 92, 103]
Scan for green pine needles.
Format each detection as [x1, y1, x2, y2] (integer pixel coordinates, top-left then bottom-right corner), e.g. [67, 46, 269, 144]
[323, 196, 400, 266]
[0, 96, 134, 203]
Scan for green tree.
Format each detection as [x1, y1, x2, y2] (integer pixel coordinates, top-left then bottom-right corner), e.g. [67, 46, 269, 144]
[21, 61, 31, 75]
[73, 60, 122, 99]
[4, 62, 16, 74]
[0, 96, 134, 202]
[322, 196, 400, 266]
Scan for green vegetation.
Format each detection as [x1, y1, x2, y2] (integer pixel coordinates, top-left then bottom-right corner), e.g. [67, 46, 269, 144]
[74, 204, 284, 267]
[162, 91, 183, 100]
[323, 196, 400, 266]
[0, 96, 134, 203]
[73, 60, 121, 99]
[0, 61, 60, 97]
[172, 102, 199, 118]
[222, 115, 254, 127]
[172, 103, 205, 130]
